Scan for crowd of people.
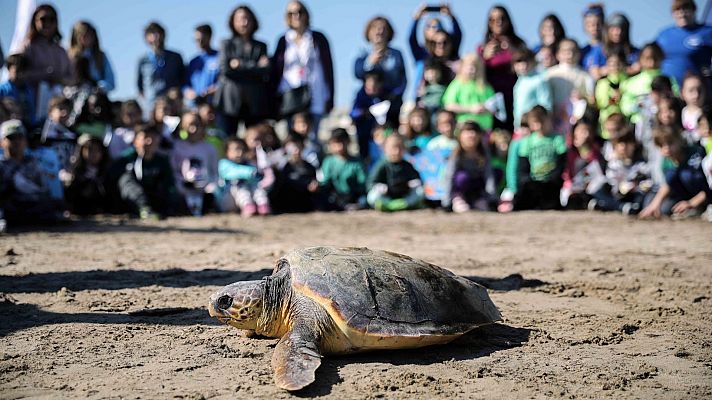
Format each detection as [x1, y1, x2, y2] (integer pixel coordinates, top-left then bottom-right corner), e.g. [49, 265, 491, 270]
[1, 0, 712, 232]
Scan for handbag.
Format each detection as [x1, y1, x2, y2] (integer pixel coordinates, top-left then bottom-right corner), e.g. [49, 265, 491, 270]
[279, 85, 312, 117]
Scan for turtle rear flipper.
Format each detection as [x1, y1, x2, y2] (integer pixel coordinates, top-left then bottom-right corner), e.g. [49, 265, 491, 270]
[272, 326, 322, 391]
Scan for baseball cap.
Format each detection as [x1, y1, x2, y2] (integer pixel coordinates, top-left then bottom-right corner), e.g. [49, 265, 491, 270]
[0, 119, 26, 140]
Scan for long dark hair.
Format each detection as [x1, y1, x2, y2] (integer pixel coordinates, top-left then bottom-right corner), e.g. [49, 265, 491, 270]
[453, 121, 488, 168]
[603, 13, 633, 60]
[228, 5, 259, 38]
[539, 14, 566, 50]
[26, 4, 61, 43]
[484, 5, 524, 47]
[69, 21, 105, 73]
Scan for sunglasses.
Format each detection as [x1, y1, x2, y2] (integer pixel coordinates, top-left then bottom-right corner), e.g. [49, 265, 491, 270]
[38, 15, 57, 22]
[433, 40, 448, 46]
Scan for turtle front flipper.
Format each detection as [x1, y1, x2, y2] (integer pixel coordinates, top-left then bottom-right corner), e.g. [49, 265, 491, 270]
[272, 326, 322, 391]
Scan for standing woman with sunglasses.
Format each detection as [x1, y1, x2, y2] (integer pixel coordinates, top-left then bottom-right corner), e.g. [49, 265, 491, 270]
[409, 4, 462, 100]
[213, 5, 271, 136]
[478, 5, 525, 131]
[21, 4, 72, 120]
[68, 21, 116, 93]
[272, 1, 334, 133]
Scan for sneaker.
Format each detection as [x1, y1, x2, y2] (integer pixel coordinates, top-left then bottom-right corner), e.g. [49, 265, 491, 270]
[241, 204, 257, 217]
[385, 198, 408, 212]
[587, 199, 599, 211]
[0, 218, 6, 234]
[702, 205, 712, 222]
[139, 206, 159, 220]
[452, 196, 470, 213]
[497, 201, 513, 213]
[621, 202, 640, 216]
[257, 204, 271, 216]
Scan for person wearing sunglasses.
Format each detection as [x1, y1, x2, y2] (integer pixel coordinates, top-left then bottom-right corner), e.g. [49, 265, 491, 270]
[272, 1, 334, 133]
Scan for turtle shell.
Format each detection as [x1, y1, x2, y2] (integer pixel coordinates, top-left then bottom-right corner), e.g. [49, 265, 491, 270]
[281, 247, 501, 345]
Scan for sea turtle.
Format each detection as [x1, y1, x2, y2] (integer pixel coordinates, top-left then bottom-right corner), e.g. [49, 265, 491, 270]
[208, 246, 501, 391]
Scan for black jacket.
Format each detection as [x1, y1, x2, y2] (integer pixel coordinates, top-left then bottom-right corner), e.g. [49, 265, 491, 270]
[213, 37, 271, 118]
[271, 30, 335, 114]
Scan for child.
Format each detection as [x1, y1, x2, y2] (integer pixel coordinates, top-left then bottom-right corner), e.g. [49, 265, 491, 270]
[418, 59, 448, 116]
[291, 111, 323, 169]
[443, 121, 496, 212]
[698, 109, 712, 155]
[111, 123, 178, 219]
[591, 128, 651, 214]
[560, 119, 605, 209]
[443, 53, 495, 130]
[270, 134, 319, 213]
[499, 112, 532, 212]
[171, 111, 218, 216]
[196, 101, 226, 159]
[41, 96, 76, 173]
[656, 95, 684, 131]
[367, 134, 424, 211]
[318, 128, 368, 211]
[351, 71, 387, 160]
[536, 44, 558, 71]
[218, 137, 270, 217]
[404, 107, 437, 150]
[620, 43, 669, 124]
[0, 54, 36, 127]
[512, 48, 553, 130]
[680, 74, 707, 142]
[639, 126, 709, 219]
[426, 109, 458, 151]
[514, 106, 567, 210]
[152, 96, 180, 152]
[64, 134, 110, 215]
[595, 51, 628, 138]
[546, 38, 595, 134]
[489, 129, 511, 194]
[107, 100, 142, 159]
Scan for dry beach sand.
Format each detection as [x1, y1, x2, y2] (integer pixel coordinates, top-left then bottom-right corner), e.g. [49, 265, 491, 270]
[0, 210, 710, 399]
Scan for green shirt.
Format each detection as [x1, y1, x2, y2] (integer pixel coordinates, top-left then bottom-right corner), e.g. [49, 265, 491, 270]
[442, 78, 495, 130]
[518, 133, 567, 181]
[319, 155, 367, 197]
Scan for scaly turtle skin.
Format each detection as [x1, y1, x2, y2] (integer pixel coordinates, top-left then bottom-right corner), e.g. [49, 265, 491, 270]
[208, 246, 501, 391]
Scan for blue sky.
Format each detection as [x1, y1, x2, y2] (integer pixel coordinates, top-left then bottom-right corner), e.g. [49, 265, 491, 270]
[0, 0, 681, 107]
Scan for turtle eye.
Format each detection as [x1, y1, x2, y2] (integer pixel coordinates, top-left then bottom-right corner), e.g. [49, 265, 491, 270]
[216, 295, 233, 310]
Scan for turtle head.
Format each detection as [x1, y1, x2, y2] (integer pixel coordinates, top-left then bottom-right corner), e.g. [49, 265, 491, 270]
[208, 280, 264, 330]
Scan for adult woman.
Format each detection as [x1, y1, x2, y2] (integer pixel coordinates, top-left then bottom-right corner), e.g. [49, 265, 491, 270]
[409, 4, 461, 99]
[533, 14, 566, 54]
[656, 0, 712, 89]
[355, 16, 407, 126]
[21, 4, 72, 119]
[68, 21, 116, 93]
[272, 1, 334, 132]
[478, 5, 525, 131]
[587, 13, 640, 79]
[213, 5, 271, 136]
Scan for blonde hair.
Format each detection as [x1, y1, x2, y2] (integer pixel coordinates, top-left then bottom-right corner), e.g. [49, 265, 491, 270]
[457, 53, 486, 87]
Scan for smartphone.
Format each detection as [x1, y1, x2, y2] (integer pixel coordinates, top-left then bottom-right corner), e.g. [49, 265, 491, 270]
[425, 5, 441, 12]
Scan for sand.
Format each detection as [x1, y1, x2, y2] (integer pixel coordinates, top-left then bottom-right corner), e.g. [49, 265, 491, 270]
[1, 210, 710, 399]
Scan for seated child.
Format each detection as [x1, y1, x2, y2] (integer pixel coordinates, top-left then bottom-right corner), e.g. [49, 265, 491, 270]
[443, 53, 495, 130]
[270, 134, 319, 213]
[639, 126, 710, 219]
[291, 111, 323, 168]
[591, 128, 651, 214]
[404, 107, 437, 150]
[218, 137, 270, 217]
[107, 100, 143, 159]
[0, 54, 36, 127]
[514, 106, 567, 210]
[111, 123, 178, 219]
[41, 96, 76, 173]
[489, 129, 511, 195]
[318, 128, 367, 210]
[171, 111, 218, 216]
[367, 134, 424, 211]
[0, 120, 64, 227]
[64, 134, 110, 215]
[197, 101, 226, 158]
[499, 112, 532, 212]
[561, 119, 605, 209]
[680, 74, 707, 143]
[443, 121, 496, 212]
[426, 110, 458, 152]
